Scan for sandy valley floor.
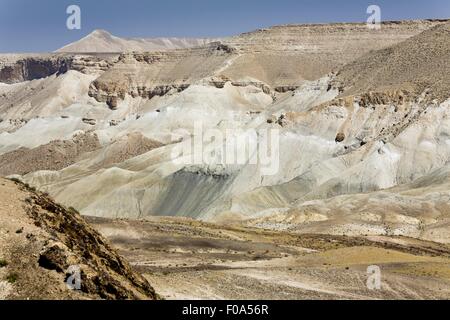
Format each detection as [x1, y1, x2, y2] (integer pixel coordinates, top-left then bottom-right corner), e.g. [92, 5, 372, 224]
[89, 216, 450, 300]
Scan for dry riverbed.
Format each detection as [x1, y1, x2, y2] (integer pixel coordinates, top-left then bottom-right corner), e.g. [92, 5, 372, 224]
[88, 216, 450, 300]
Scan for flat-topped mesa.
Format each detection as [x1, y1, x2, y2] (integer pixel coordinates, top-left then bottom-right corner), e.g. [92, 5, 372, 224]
[216, 19, 442, 50]
[87, 20, 448, 108]
[219, 20, 448, 83]
[224, 19, 447, 52]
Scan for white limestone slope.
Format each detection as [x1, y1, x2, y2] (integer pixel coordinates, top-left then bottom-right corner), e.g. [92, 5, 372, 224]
[6, 77, 447, 217]
[1, 68, 448, 245]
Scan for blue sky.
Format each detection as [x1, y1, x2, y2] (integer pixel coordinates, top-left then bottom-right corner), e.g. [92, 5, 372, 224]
[0, 0, 449, 52]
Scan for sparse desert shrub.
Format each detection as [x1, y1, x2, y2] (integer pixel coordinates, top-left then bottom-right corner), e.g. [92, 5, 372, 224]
[0, 259, 8, 268]
[8, 177, 22, 184]
[68, 207, 80, 215]
[6, 273, 18, 283]
[252, 255, 265, 261]
[26, 184, 36, 192]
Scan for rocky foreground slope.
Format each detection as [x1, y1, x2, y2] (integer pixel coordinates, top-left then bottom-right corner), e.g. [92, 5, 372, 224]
[0, 20, 449, 245]
[0, 178, 158, 299]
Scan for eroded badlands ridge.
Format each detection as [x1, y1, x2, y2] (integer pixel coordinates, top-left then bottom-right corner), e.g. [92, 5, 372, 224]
[0, 20, 449, 245]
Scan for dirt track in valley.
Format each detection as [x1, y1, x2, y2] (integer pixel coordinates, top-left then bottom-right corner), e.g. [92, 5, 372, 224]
[88, 216, 450, 300]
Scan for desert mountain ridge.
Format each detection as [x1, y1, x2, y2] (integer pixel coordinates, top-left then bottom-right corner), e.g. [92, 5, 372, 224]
[56, 29, 218, 53]
[0, 18, 449, 244]
[56, 19, 450, 53]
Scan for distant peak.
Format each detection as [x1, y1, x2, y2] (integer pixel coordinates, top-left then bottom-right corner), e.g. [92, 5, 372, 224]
[89, 29, 113, 37]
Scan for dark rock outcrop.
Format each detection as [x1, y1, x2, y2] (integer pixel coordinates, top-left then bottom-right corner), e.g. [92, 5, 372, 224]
[17, 181, 159, 300]
[0, 57, 70, 84]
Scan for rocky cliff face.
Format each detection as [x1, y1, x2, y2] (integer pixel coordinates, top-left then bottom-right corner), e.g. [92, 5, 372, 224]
[87, 42, 237, 108]
[0, 53, 118, 84]
[0, 179, 159, 299]
[70, 54, 118, 75]
[0, 56, 70, 84]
